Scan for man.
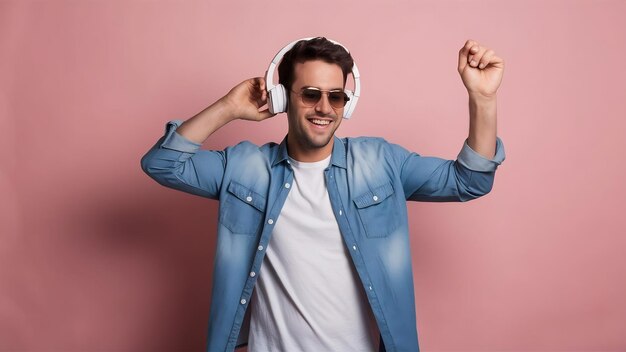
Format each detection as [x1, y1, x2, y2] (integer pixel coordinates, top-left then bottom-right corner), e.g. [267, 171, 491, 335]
[141, 37, 505, 352]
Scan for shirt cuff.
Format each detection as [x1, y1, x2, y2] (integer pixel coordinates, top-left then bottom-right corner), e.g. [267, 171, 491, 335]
[160, 119, 202, 153]
[456, 137, 506, 172]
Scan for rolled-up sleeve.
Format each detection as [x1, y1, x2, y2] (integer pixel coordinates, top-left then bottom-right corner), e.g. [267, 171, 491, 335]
[160, 120, 202, 153]
[456, 137, 506, 172]
[393, 136, 506, 202]
[140, 120, 225, 200]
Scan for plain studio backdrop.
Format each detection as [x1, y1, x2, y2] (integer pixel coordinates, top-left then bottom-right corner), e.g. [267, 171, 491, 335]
[1, 0, 625, 351]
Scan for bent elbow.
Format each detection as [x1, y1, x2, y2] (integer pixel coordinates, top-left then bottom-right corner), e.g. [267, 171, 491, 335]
[140, 151, 158, 177]
[458, 172, 495, 202]
[139, 149, 179, 184]
[140, 152, 154, 176]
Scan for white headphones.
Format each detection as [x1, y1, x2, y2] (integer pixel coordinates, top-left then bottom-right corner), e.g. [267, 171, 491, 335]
[265, 37, 361, 119]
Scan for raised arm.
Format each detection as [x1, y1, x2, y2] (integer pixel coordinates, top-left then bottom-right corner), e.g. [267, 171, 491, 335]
[458, 39, 505, 159]
[396, 39, 506, 202]
[176, 77, 276, 143]
[140, 77, 276, 199]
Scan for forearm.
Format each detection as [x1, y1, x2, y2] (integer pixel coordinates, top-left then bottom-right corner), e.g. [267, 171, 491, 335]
[176, 98, 236, 144]
[140, 119, 224, 199]
[467, 93, 497, 159]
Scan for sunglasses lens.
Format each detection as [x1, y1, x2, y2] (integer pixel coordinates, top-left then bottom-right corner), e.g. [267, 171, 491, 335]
[301, 89, 322, 106]
[328, 92, 349, 108]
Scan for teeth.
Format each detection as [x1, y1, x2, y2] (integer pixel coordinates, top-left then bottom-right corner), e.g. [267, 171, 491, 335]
[311, 119, 330, 126]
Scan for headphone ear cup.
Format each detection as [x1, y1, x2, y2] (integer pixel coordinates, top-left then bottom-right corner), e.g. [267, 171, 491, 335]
[268, 84, 287, 114]
[343, 90, 355, 119]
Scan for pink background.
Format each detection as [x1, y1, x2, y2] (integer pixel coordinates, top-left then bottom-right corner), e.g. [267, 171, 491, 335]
[2, 0, 625, 350]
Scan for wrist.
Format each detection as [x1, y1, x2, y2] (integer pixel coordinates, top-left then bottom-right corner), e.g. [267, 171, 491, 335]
[468, 91, 497, 103]
[216, 96, 240, 122]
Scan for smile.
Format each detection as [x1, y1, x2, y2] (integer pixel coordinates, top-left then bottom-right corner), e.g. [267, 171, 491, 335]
[310, 118, 331, 126]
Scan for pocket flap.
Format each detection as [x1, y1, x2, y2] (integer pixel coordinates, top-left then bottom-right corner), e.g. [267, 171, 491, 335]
[227, 181, 266, 211]
[353, 182, 395, 209]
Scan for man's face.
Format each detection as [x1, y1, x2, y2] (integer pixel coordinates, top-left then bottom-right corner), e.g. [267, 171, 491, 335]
[286, 59, 345, 161]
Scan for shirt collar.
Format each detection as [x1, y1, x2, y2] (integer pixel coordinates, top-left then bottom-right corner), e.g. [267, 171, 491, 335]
[272, 135, 347, 169]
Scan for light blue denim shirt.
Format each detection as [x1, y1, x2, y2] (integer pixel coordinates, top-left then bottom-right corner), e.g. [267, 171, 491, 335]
[141, 120, 506, 352]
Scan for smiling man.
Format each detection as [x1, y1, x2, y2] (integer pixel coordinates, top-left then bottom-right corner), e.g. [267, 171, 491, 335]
[141, 37, 506, 352]
[286, 60, 346, 160]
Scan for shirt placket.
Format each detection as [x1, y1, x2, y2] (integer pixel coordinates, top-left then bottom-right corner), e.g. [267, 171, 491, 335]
[226, 163, 295, 348]
[324, 166, 394, 350]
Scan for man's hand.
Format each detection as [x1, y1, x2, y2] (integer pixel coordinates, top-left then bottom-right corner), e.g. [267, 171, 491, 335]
[221, 77, 277, 122]
[458, 40, 504, 98]
[176, 77, 277, 144]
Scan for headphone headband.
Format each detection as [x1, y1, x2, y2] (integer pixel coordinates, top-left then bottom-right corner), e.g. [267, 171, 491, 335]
[265, 37, 361, 119]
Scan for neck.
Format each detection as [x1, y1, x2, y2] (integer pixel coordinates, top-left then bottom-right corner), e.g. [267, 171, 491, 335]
[286, 135, 334, 162]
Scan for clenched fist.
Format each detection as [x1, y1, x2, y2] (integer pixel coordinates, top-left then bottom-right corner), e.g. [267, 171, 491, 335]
[458, 39, 505, 98]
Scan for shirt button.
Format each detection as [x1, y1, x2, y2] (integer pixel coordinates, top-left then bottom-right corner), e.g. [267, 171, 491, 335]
[250, 271, 256, 277]
[373, 195, 379, 201]
[369, 285, 373, 290]
[339, 210, 342, 216]
[352, 245, 357, 251]
[284, 183, 290, 189]
[258, 245, 264, 251]
[240, 298, 247, 305]
[246, 196, 252, 202]
[268, 219, 274, 225]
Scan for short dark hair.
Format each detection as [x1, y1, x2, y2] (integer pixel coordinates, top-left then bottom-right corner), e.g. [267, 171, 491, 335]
[278, 37, 354, 92]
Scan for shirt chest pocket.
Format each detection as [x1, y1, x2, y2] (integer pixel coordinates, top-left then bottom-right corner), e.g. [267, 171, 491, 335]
[219, 181, 266, 236]
[353, 182, 401, 238]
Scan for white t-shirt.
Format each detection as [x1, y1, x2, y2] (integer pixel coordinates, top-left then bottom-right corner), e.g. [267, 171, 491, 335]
[248, 155, 379, 352]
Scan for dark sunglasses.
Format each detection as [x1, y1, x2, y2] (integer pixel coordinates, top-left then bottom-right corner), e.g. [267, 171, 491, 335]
[292, 87, 350, 109]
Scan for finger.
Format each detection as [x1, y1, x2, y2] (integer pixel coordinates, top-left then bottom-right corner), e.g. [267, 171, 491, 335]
[488, 54, 505, 69]
[256, 77, 267, 92]
[477, 49, 495, 69]
[247, 77, 259, 94]
[458, 39, 478, 73]
[256, 91, 269, 108]
[249, 86, 261, 105]
[469, 45, 487, 68]
[468, 44, 480, 63]
[254, 94, 267, 109]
